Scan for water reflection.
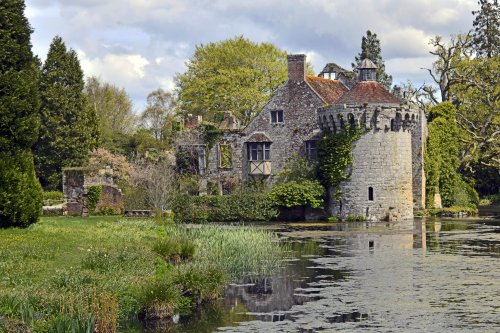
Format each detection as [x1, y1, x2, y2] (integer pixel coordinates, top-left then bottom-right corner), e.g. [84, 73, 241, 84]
[144, 218, 500, 332]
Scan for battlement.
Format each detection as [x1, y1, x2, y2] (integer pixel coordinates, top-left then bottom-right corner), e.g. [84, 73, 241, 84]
[317, 103, 421, 133]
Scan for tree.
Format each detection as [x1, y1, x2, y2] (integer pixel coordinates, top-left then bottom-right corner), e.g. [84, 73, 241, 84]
[0, 0, 43, 226]
[352, 30, 393, 89]
[175, 36, 288, 125]
[423, 34, 472, 103]
[424, 102, 478, 208]
[471, 0, 499, 58]
[85, 76, 136, 152]
[141, 88, 177, 143]
[33, 36, 99, 190]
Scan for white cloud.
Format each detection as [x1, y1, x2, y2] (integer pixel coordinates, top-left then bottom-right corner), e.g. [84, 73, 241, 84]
[78, 52, 150, 82]
[25, 0, 479, 108]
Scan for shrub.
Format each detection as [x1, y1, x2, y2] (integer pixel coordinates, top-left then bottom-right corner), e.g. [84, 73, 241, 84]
[327, 216, 339, 223]
[268, 180, 325, 209]
[344, 215, 367, 222]
[0, 151, 43, 227]
[171, 194, 278, 223]
[43, 191, 64, 201]
[172, 264, 226, 305]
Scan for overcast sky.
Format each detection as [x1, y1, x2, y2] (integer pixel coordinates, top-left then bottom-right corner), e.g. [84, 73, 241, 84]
[25, 0, 478, 111]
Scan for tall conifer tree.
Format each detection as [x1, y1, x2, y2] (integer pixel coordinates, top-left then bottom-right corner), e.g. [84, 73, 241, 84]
[352, 30, 393, 89]
[34, 36, 99, 189]
[0, 0, 43, 226]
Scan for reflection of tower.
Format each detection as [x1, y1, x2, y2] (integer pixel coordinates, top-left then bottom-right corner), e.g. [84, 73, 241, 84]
[413, 221, 426, 252]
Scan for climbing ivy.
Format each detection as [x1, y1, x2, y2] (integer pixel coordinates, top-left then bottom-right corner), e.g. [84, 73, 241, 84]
[317, 127, 363, 199]
[219, 144, 232, 168]
[86, 185, 102, 214]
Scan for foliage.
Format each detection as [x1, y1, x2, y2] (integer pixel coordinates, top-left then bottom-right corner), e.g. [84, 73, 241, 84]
[0, 0, 43, 227]
[219, 144, 232, 168]
[451, 55, 499, 173]
[171, 193, 278, 223]
[165, 224, 286, 279]
[153, 236, 196, 264]
[425, 102, 479, 208]
[317, 128, 363, 199]
[471, 0, 499, 58]
[175, 36, 288, 125]
[86, 185, 102, 214]
[33, 36, 99, 190]
[353, 30, 392, 89]
[84, 76, 136, 152]
[327, 216, 339, 223]
[88, 148, 134, 187]
[344, 215, 367, 222]
[0, 0, 41, 152]
[0, 217, 284, 329]
[141, 88, 178, 144]
[0, 150, 43, 227]
[277, 155, 317, 183]
[428, 205, 478, 216]
[43, 191, 64, 206]
[269, 180, 325, 209]
[131, 158, 178, 212]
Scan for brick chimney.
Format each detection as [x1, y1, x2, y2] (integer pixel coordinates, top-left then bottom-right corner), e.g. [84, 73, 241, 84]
[287, 54, 306, 82]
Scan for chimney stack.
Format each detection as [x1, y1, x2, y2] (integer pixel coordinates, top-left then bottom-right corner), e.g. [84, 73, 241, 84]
[287, 54, 306, 82]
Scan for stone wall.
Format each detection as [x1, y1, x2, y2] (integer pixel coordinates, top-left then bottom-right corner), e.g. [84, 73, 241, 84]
[242, 80, 323, 183]
[330, 130, 414, 221]
[411, 109, 427, 210]
[319, 104, 420, 221]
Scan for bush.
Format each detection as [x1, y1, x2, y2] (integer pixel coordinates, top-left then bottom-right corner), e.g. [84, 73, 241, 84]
[0, 151, 43, 227]
[344, 215, 367, 222]
[43, 191, 64, 201]
[171, 194, 278, 223]
[268, 180, 325, 209]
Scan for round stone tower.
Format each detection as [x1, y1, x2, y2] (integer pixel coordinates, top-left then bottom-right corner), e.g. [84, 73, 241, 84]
[318, 59, 425, 221]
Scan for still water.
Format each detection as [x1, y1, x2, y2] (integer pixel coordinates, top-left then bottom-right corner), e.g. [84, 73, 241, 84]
[146, 215, 500, 332]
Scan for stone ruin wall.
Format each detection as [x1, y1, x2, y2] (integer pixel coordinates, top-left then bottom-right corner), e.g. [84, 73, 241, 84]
[62, 168, 124, 216]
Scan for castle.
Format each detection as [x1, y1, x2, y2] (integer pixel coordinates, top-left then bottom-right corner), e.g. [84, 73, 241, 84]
[186, 54, 427, 221]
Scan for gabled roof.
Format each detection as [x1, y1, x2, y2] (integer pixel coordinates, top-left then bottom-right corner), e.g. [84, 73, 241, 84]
[319, 62, 350, 74]
[336, 81, 401, 105]
[306, 76, 348, 105]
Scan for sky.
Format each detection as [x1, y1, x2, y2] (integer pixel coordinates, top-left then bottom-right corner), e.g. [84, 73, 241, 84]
[25, 0, 478, 112]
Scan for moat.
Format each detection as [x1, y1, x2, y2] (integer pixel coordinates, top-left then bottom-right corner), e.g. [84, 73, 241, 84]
[139, 213, 500, 332]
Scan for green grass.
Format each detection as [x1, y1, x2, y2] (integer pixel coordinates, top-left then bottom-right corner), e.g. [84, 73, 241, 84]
[0, 217, 285, 332]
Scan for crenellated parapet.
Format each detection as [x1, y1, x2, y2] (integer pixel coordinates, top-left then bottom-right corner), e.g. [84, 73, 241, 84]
[317, 103, 422, 134]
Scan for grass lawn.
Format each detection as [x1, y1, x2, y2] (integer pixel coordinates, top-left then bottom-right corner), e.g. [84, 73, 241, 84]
[0, 216, 285, 332]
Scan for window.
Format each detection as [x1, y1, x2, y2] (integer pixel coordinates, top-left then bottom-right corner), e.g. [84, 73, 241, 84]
[270, 110, 284, 123]
[368, 187, 374, 201]
[305, 140, 317, 160]
[247, 142, 270, 161]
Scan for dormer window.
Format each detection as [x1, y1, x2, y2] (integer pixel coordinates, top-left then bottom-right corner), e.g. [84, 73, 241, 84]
[271, 110, 284, 123]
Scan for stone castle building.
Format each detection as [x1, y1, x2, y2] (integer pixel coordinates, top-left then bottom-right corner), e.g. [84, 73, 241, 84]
[189, 54, 427, 221]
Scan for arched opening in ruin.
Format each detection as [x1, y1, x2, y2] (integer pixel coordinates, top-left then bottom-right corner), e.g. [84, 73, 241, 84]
[329, 115, 336, 133]
[368, 187, 374, 201]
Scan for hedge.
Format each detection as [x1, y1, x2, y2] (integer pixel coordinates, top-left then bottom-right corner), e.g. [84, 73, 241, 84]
[0, 150, 43, 227]
[172, 194, 278, 223]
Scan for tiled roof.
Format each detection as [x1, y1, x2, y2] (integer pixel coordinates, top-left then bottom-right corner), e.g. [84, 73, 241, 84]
[336, 81, 401, 105]
[306, 76, 348, 105]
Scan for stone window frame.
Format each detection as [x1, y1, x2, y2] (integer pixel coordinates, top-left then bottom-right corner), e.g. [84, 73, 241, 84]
[247, 142, 271, 161]
[270, 110, 284, 124]
[368, 187, 374, 201]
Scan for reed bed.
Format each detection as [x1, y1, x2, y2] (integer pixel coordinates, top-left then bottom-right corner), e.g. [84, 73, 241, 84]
[0, 217, 286, 332]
